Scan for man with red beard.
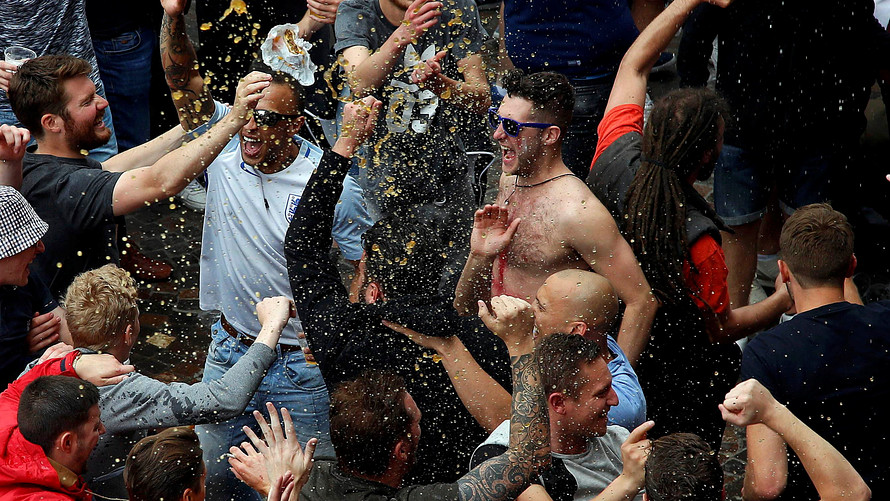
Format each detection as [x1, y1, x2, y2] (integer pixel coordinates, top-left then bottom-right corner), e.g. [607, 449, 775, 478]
[7, 54, 266, 297]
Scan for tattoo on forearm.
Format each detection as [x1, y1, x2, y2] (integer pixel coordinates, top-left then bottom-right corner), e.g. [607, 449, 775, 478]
[160, 13, 213, 128]
[457, 353, 549, 501]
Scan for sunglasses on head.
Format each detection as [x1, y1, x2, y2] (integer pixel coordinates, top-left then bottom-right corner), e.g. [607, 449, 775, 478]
[252, 109, 302, 127]
[487, 107, 556, 137]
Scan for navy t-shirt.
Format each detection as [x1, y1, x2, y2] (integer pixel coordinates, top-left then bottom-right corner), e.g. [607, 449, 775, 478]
[741, 300, 890, 500]
[21, 152, 122, 297]
[503, 0, 638, 78]
[0, 273, 57, 385]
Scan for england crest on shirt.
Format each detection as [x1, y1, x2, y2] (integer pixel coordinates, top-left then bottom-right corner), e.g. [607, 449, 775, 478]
[285, 194, 301, 223]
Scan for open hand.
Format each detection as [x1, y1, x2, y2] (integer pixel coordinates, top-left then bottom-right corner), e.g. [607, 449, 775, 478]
[470, 205, 520, 258]
[411, 50, 446, 86]
[395, 0, 442, 45]
[243, 403, 318, 497]
[73, 353, 135, 386]
[28, 311, 62, 354]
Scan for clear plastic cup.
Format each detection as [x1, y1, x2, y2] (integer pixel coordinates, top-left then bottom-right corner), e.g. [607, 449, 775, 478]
[4, 46, 37, 67]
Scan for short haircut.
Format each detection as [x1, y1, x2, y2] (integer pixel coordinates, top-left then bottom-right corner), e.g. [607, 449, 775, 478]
[248, 59, 305, 114]
[63, 264, 139, 351]
[645, 433, 724, 501]
[535, 333, 601, 399]
[779, 203, 854, 288]
[18, 376, 100, 454]
[363, 214, 444, 299]
[501, 69, 575, 131]
[329, 370, 412, 477]
[125, 427, 204, 501]
[7, 55, 93, 139]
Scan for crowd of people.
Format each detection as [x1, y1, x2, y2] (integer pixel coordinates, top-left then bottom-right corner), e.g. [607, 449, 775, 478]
[1, 0, 889, 499]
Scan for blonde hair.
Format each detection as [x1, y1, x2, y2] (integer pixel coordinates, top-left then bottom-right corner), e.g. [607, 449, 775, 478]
[64, 264, 139, 350]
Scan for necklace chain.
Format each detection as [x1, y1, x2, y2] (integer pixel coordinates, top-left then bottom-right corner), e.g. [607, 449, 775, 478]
[514, 172, 575, 188]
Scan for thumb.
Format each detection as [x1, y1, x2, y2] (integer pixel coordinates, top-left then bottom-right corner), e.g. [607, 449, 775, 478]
[477, 300, 494, 323]
[433, 50, 447, 63]
[505, 217, 521, 239]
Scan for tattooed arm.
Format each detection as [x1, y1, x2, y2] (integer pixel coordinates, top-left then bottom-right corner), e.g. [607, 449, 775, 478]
[160, 0, 216, 131]
[456, 296, 550, 501]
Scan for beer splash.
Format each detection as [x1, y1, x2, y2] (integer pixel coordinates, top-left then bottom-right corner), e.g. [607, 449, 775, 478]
[221, 0, 247, 20]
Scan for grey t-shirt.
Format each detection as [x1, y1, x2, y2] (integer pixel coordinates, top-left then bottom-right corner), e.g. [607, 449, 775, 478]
[334, 0, 485, 213]
[301, 460, 459, 501]
[0, 0, 105, 116]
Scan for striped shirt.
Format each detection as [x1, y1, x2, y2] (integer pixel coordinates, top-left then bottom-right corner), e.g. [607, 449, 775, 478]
[0, 0, 105, 115]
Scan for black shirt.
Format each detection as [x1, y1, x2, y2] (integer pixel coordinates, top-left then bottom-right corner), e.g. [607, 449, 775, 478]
[286, 151, 512, 484]
[21, 152, 122, 297]
[0, 274, 57, 385]
[742, 301, 890, 500]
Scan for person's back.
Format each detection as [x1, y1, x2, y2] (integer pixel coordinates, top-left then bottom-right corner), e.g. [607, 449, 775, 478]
[741, 203, 889, 500]
[743, 301, 890, 499]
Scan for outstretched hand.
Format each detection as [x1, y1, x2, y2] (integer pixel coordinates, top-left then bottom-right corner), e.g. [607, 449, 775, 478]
[395, 0, 442, 45]
[478, 295, 535, 356]
[470, 205, 520, 259]
[719, 378, 783, 427]
[383, 319, 451, 353]
[242, 403, 318, 499]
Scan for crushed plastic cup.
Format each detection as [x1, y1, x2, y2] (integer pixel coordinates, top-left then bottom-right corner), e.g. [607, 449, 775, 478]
[260, 24, 317, 86]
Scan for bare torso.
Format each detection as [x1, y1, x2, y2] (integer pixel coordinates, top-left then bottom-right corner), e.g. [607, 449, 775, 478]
[492, 173, 605, 301]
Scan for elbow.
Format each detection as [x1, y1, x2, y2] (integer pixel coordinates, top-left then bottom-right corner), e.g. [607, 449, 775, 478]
[744, 476, 786, 501]
[845, 482, 872, 501]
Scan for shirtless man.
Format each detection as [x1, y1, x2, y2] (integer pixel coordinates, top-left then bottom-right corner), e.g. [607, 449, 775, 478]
[454, 70, 657, 366]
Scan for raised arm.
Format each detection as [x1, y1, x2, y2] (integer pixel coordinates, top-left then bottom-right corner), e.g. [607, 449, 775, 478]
[456, 296, 550, 501]
[567, 201, 657, 367]
[410, 52, 491, 114]
[454, 204, 521, 315]
[110, 72, 269, 216]
[339, 0, 442, 97]
[722, 379, 871, 501]
[160, 0, 216, 130]
[605, 0, 732, 114]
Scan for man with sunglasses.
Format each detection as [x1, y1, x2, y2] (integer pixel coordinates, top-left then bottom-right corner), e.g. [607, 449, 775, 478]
[454, 70, 657, 369]
[160, 1, 373, 499]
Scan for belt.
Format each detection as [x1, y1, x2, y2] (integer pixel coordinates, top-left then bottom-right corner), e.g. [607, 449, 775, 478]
[219, 314, 303, 353]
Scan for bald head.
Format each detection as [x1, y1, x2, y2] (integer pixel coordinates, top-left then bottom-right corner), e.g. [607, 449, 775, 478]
[533, 270, 619, 342]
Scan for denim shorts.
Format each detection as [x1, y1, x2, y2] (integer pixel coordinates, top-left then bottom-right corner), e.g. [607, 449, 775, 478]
[713, 144, 834, 226]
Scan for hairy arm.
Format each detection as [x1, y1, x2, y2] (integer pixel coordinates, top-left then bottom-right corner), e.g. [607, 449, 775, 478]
[457, 352, 550, 501]
[568, 197, 657, 367]
[101, 123, 188, 173]
[160, 9, 215, 130]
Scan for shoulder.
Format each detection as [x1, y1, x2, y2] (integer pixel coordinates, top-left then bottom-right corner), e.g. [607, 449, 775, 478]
[558, 180, 619, 233]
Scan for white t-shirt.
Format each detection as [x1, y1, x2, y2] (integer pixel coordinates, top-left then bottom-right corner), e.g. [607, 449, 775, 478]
[197, 101, 372, 343]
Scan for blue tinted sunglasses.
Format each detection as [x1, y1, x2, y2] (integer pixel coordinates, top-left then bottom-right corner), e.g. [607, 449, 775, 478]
[487, 107, 556, 137]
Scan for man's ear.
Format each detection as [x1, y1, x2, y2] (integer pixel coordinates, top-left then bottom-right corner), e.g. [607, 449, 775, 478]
[393, 437, 411, 461]
[364, 281, 384, 304]
[846, 254, 857, 277]
[543, 125, 561, 146]
[123, 324, 134, 347]
[55, 430, 76, 454]
[182, 487, 197, 501]
[289, 115, 306, 137]
[40, 113, 63, 135]
[777, 259, 791, 284]
[568, 322, 588, 337]
[547, 392, 567, 415]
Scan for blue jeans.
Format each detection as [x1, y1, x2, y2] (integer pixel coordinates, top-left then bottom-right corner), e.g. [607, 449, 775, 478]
[92, 27, 153, 152]
[0, 104, 118, 162]
[197, 320, 334, 501]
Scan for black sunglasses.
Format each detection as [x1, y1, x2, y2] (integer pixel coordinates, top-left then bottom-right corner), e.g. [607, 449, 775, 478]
[253, 109, 302, 127]
[487, 107, 556, 137]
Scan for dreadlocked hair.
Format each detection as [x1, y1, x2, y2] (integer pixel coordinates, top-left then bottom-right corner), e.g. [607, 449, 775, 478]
[624, 88, 728, 305]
